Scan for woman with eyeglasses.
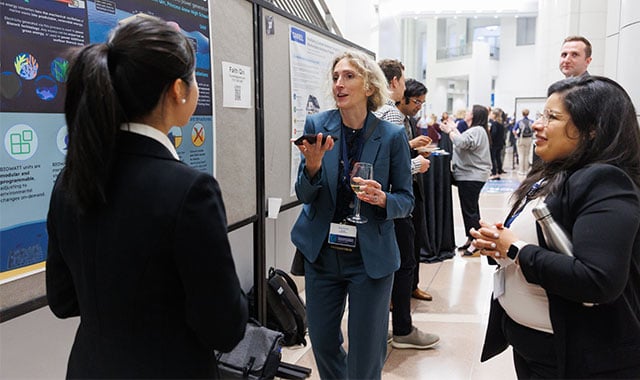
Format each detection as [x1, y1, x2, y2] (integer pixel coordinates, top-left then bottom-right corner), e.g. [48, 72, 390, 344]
[472, 76, 640, 378]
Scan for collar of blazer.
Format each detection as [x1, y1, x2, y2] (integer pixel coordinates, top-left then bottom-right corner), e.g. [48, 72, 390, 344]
[118, 130, 180, 162]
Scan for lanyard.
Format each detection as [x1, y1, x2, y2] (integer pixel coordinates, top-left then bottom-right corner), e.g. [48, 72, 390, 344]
[504, 179, 544, 228]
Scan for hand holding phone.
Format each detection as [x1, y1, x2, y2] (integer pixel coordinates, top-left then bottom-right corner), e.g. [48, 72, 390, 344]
[293, 134, 338, 146]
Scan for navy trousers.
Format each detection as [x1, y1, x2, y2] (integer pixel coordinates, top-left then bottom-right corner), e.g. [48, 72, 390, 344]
[304, 246, 394, 380]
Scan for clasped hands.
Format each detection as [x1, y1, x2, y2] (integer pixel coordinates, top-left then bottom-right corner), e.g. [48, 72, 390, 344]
[469, 220, 519, 260]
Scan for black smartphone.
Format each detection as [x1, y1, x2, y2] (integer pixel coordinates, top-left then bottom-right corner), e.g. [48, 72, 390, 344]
[293, 134, 338, 145]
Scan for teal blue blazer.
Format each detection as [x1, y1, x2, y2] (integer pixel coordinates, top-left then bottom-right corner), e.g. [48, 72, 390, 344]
[291, 110, 414, 279]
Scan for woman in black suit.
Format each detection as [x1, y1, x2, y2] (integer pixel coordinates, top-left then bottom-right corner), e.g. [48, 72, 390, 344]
[46, 16, 247, 378]
[472, 76, 640, 378]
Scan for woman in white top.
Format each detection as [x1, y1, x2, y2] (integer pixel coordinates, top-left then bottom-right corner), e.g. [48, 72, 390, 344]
[472, 76, 640, 378]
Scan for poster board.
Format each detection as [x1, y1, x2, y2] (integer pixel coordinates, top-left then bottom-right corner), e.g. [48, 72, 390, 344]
[0, 0, 216, 314]
[261, 9, 375, 207]
[210, 0, 256, 226]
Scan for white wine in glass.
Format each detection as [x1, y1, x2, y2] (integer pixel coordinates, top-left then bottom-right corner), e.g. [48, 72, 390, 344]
[347, 162, 373, 224]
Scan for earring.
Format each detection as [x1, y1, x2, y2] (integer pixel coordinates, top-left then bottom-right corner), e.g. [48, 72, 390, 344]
[181, 99, 186, 104]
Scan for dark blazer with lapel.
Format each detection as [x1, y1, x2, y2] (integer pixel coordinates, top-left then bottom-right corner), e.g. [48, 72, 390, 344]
[46, 131, 248, 378]
[290, 110, 414, 279]
[481, 164, 640, 378]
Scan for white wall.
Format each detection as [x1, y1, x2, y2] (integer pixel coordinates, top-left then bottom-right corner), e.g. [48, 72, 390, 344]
[323, 0, 380, 55]
[378, 13, 403, 59]
[493, 16, 538, 116]
[468, 41, 494, 106]
[606, 0, 640, 116]
[401, 18, 427, 80]
[395, 15, 540, 117]
[425, 21, 444, 113]
[537, 0, 608, 87]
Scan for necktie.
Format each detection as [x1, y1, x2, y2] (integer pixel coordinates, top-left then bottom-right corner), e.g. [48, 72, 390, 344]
[403, 117, 413, 140]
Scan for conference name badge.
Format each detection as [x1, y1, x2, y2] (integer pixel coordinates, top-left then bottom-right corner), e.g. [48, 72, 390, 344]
[328, 222, 357, 249]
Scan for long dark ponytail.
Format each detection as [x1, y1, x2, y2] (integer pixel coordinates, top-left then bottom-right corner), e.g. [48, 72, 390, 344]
[63, 16, 195, 212]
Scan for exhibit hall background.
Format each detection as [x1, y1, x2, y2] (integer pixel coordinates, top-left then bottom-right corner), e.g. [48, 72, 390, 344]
[0, 0, 373, 377]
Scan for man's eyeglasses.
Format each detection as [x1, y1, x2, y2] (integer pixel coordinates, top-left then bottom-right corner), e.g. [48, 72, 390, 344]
[410, 98, 425, 106]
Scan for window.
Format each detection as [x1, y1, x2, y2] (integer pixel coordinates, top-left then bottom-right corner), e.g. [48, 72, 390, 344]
[516, 17, 536, 46]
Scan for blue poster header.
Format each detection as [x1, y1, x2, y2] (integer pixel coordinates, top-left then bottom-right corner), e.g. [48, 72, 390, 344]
[290, 26, 306, 45]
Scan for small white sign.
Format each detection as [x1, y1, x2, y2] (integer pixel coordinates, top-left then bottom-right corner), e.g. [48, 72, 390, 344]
[267, 197, 282, 219]
[221, 61, 251, 108]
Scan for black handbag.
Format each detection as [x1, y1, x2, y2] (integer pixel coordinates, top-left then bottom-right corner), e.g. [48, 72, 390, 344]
[216, 319, 283, 380]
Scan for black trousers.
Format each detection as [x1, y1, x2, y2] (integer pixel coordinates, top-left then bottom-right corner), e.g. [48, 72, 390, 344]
[411, 194, 425, 290]
[490, 146, 504, 175]
[502, 315, 558, 379]
[456, 181, 485, 239]
[391, 216, 415, 336]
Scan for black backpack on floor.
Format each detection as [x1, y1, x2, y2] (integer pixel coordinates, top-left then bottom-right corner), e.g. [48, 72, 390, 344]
[250, 267, 307, 347]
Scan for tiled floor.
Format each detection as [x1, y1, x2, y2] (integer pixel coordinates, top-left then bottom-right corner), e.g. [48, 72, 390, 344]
[281, 149, 524, 380]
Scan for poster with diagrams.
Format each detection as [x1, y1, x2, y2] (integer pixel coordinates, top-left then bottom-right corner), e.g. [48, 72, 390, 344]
[288, 25, 344, 196]
[0, 0, 215, 282]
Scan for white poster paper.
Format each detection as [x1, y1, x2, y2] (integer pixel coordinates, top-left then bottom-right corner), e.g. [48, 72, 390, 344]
[288, 25, 344, 196]
[221, 61, 252, 108]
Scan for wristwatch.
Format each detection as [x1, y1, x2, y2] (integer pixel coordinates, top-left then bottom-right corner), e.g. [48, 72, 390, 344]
[507, 240, 528, 261]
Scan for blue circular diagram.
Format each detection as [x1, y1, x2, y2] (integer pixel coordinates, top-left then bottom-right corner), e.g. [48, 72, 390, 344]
[35, 75, 58, 101]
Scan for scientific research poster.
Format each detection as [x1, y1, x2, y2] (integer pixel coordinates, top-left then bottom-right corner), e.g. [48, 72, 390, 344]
[0, 0, 214, 281]
[288, 25, 344, 196]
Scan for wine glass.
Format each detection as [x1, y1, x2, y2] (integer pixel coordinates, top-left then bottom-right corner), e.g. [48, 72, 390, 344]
[347, 162, 373, 224]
